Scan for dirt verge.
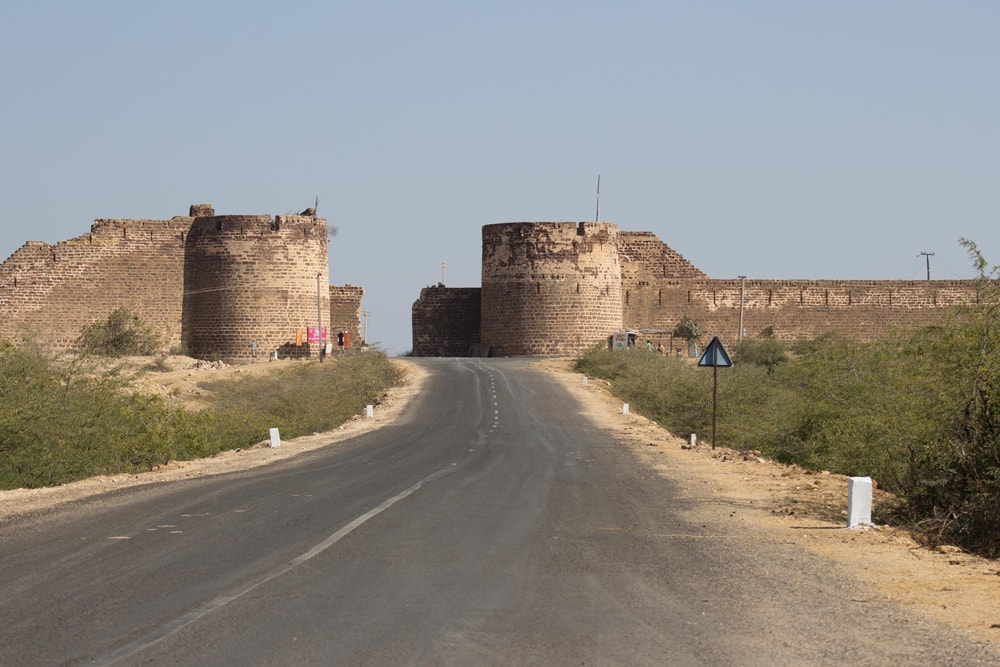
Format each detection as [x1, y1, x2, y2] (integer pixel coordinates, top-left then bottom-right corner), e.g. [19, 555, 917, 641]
[540, 359, 1000, 645]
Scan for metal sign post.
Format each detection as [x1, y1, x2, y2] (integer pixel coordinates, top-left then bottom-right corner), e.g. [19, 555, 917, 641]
[697, 335, 733, 449]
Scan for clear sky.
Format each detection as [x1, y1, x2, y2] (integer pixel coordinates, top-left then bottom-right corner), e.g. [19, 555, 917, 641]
[2, 2, 997, 355]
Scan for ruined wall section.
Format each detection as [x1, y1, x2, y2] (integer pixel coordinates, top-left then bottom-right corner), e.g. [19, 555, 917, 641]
[0, 217, 192, 351]
[330, 284, 364, 347]
[481, 222, 623, 356]
[619, 231, 708, 282]
[625, 278, 980, 351]
[411, 286, 482, 356]
[183, 213, 328, 361]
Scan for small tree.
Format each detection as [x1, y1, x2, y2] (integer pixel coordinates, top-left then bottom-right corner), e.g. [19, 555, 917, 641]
[673, 317, 702, 356]
[77, 307, 160, 357]
[673, 317, 701, 342]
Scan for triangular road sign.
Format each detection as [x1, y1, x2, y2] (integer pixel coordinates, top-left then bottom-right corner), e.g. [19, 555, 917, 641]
[698, 335, 733, 368]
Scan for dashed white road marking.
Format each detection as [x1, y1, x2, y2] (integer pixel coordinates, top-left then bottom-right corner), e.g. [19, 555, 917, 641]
[89, 463, 458, 666]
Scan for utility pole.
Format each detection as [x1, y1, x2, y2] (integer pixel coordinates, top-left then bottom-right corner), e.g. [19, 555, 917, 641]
[361, 309, 371, 344]
[919, 252, 935, 281]
[317, 273, 324, 362]
[738, 275, 747, 342]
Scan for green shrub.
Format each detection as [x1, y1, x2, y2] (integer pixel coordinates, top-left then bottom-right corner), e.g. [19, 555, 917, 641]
[0, 344, 403, 490]
[575, 257, 1000, 557]
[733, 338, 788, 373]
[77, 307, 160, 357]
[204, 350, 403, 440]
[576, 345, 713, 437]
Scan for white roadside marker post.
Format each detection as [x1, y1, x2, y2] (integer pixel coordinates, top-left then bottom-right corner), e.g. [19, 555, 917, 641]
[690, 433, 697, 447]
[269, 427, 281, 448]
[583, 376, 588, 387]
[622, 403, 630, 415]
[366, 405, 374, 419]
[847, 476, 873, 528]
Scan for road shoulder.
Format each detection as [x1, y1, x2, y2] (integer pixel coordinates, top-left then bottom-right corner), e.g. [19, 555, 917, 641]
[537, 358, 1000, 645]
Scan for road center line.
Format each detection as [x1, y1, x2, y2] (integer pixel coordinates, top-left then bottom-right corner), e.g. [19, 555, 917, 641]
[88, 463, 458, 667]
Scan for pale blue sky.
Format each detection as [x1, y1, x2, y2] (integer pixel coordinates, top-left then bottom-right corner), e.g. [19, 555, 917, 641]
[2, 2, 997, 355]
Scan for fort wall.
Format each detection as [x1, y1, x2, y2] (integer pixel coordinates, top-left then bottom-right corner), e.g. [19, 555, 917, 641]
[619, 231, 707, 281]
[412, 286, 481, 356]
[412, 224, 981, 357]
[0, 205, 362, 362]
[183, 212, 329, 360]
[480, 222, 623, 356]
[625, 278, 979, 352]
[330, 285, 365, 347]
[0, 217, 192, 351]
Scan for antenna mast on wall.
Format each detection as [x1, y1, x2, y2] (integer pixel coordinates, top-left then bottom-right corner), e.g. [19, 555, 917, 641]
[595, 175, 601, 222]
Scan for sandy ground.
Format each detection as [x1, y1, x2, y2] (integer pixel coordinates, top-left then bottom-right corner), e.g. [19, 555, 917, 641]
[2, 356, 998, 644]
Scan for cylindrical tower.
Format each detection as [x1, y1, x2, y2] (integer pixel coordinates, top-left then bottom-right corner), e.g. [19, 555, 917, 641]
[480, 222, 623, 356]
[183, 212, 329, 362]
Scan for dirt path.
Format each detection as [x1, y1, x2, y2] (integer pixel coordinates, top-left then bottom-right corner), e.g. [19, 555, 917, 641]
[2, 356, 997, 644]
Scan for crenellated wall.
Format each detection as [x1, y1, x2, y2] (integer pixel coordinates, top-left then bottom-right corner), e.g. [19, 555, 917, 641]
[625, 278, 979, 351]
[0, 204, 363, 362]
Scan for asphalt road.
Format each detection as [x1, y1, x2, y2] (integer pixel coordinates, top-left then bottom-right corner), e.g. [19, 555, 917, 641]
[1, 358, 997, 666]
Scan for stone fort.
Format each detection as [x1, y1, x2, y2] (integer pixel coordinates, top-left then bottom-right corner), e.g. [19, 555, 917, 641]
[0, 204, 363, 362]
[411, 221, 981, 357]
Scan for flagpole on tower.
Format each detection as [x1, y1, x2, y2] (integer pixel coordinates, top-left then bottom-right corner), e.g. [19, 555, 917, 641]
[595, 175, 601, 222]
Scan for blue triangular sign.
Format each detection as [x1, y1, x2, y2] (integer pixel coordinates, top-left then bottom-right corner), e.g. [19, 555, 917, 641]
[698, 335, 733, 368]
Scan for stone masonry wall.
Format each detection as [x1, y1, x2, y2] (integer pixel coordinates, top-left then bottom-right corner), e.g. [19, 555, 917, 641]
[183, 213, 329, 361]
[412, 286, 481, 356]
[0, 217, 192, 351]
[625, 278, 980, 351]
[330, 285, 364, 348]
[412, 224, 982, 357]
[0, 205, 360, 363]
[619, 231, 707, 281]
[480, 222, 623, 356]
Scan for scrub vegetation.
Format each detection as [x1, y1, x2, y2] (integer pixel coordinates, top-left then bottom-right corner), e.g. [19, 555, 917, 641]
[576, 241, 1000, 558]
[76, 306, 161, 357]
[0, 340, 402, 491]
